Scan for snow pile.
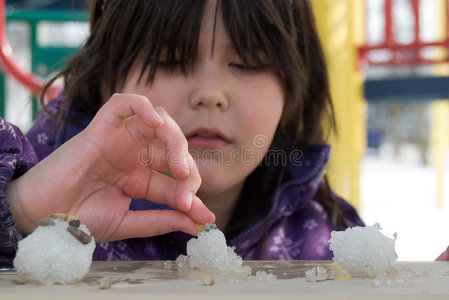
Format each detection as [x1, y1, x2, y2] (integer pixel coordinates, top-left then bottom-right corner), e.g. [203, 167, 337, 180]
[176, 224, 251, 279]
[329, 223, 397, 277]
[14, 215, 95, 284]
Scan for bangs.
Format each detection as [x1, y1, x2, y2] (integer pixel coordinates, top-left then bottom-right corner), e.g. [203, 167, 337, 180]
[95, 0, 302, 96]
[139, 1, 207, 81]
[220, 0, 300, 80]
[101, 0, 207, 87]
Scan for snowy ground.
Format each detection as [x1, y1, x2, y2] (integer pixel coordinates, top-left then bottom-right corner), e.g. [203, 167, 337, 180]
[360, 145, 449, 261]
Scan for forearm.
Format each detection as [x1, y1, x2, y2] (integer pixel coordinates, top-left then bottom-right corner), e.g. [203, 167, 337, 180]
[5, 178, 34, 236]
[5, 135, 98, 236]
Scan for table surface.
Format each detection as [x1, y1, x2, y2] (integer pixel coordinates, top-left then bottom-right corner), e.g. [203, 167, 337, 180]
[1, 260, 449, 299]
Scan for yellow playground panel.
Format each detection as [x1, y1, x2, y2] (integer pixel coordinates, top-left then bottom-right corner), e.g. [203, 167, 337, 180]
[312, 0, 449, 210]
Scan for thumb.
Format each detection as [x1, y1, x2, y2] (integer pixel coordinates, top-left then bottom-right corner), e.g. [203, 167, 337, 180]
[436, 246, 449, 261]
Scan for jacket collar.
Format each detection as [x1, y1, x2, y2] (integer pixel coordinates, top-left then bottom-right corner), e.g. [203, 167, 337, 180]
[229, 144, 331, 252]
[54, 102, 91, 148]
[267, 144, 331, 220]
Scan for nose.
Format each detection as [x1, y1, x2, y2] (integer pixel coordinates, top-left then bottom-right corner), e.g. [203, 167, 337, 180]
[189, 66, 228, 111]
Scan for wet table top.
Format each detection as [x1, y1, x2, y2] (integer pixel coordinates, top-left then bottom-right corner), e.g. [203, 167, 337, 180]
[1, 260, 449, 299]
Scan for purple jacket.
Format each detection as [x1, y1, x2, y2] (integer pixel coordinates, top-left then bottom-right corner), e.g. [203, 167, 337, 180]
[0, 96, 364, 266]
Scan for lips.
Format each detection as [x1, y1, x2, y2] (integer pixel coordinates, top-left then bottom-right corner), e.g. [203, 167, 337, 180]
[186, 127, 230, 149]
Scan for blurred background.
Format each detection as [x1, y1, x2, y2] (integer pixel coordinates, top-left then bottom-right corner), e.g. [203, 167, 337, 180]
[0, 0, 448, 261]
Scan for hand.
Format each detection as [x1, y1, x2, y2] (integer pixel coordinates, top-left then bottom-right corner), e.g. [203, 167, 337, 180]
[7, 93, 215, 241]
[436, 246, 449, 261]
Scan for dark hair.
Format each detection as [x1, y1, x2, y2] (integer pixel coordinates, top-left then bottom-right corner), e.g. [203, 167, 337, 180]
[44, 0, 348, 239]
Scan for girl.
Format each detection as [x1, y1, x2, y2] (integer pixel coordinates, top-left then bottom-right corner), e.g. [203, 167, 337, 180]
[1, 0, 364, 265]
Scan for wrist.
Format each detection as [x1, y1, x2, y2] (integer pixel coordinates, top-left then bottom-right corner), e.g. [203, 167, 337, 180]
[6, 178, 35, 236]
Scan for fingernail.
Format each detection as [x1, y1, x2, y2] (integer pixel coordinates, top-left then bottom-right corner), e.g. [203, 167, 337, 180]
[155, 106, 167, 114]
[153, 107, 164, 122]
[183, 156, 190, 174]
[210, 211, 216, 222]
[155, 112, 163, 123]
[186, 192, 193, 210]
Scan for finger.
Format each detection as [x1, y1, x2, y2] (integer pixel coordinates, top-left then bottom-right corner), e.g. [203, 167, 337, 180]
[136, 140, 171, 171]
[121, 168, 214, 223]
[187, 195, 216, 224]
[436, 246, 449, 261]
[154, 107, 192, 180]
[174, 153, 202, 211]
[113, 210, 200, 240]
[132, 144, 199, 211]
[97, 93, 164, 129]
[121, 169, 177, 205]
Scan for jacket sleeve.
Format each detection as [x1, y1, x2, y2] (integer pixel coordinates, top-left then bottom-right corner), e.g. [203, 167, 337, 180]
[0, 118, 38, 267]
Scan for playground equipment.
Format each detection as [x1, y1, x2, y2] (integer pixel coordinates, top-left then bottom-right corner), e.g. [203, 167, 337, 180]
[358, 0, 449, 210]
[0, 0, 88, 118]
[312, 0, 449, 209]
[0, 0, 60, 100]
[358, 0, 449, 67]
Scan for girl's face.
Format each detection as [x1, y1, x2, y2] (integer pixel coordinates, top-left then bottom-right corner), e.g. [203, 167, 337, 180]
[120, 1, 284, 199]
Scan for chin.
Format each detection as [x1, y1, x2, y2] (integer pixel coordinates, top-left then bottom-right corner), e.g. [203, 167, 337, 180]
[195, 162, 249, 198]
[196, 166, 230, 192]
[197, 168, 225, 187]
